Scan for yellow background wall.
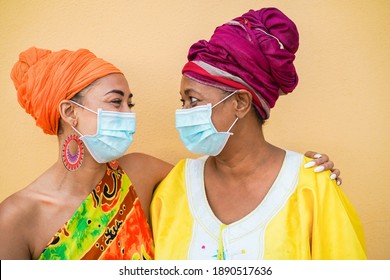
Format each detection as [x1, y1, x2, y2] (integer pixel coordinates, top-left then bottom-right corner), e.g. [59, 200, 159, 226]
[0, 0, 388, 259]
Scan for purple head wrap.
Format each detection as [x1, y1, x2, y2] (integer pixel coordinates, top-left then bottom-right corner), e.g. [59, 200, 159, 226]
[182, 8, 299, 119]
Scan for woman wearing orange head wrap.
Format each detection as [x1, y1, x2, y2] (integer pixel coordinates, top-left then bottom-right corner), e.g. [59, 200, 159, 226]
[0, 47, 172, 260]
[0, 44, 341, 260]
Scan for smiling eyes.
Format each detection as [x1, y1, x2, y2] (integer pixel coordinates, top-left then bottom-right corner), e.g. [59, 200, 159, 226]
[110, 98, 135, 109]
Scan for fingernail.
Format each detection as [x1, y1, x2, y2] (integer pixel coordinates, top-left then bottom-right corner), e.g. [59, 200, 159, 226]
[330, 174, 337, 180]
[336, 180, 341, 186]
[304, 161, 316, 168]
[314, 154, 322, 159]
[314, 166, 325, 172]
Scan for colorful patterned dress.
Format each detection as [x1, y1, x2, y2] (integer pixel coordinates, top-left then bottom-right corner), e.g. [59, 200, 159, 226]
[39, 161, 154, 260]
[151, 150, 367, 260]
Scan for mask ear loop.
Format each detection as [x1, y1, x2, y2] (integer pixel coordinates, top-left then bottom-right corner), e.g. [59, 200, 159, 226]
[211, 90, 239, 134]
[227, 117, 239, 134]
[68, 100, 99, 137]
[68, 100, 98, 115]
[212, 90, 238, 108]
[71, 126, 83, 137]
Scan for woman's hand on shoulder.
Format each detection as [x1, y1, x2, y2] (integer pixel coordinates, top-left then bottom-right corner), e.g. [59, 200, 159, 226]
[304, 151, 342, 186]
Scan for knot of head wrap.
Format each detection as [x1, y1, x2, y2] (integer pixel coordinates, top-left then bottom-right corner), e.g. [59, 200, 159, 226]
[182, 7, 299, 119]
[11, 47, 122, 135]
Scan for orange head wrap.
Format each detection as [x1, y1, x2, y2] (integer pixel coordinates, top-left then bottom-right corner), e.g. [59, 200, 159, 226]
[10, 47, 123, 135]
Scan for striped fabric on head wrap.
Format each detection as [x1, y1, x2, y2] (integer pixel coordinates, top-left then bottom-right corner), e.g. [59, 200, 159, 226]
[182, 8, 299, 119]
[11, 47, 122, 135]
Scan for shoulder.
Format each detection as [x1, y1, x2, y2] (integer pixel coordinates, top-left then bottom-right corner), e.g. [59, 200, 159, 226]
[286, 153, 360, 224]
[162, 158, 188, 180]
[117, 153, 174, 211]
[293, 153, 341, 199]
[160, 157, 200, 182]
[0, 187, 37, 223]
[118, 153, 173, 184]
[0, 186, 39, 259]
[119, 153, 173, 175]
[171, 157, 191, 172]
[300, 155, 333, 183]
[154, 157, 198, 196]
[281, 150, 337, 194]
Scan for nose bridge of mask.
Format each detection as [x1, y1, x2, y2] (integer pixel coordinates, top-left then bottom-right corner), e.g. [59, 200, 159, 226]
[97, 109, 136, 132]
[175, 104, 212, 128]
[175, 90, 238, 135]
[68, 100, 136, 135]
[175, 105, 216, 144]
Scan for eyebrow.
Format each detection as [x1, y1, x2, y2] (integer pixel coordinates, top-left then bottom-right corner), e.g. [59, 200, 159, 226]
[104, 90, 133, 98]
[183, 88, 200, 96]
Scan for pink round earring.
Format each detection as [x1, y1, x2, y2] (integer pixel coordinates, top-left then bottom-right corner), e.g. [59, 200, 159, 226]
[62, 134, 84, 171]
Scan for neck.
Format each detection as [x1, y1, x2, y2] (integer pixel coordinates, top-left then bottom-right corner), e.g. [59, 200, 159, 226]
[52, 154, 107, 196]
[207, 121, 285, 180]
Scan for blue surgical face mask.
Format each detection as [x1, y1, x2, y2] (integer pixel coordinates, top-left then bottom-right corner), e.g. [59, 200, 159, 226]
[69, 100, 136, 163]
[175, 91, 238, 156]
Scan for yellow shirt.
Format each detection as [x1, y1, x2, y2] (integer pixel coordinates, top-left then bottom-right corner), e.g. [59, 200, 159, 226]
[150, 150, 366, 260]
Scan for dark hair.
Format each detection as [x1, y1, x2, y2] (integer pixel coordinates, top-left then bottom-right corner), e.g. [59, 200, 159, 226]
[253, 105, 265, 125]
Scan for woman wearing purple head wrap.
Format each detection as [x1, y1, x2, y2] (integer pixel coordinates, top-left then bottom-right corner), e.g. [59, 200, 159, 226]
[151, 8, 366, 259]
